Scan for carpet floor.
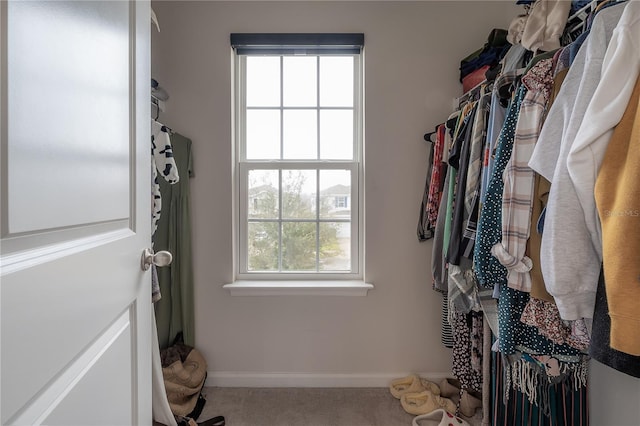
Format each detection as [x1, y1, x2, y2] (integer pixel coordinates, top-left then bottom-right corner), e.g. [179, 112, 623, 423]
[195, 387, 482, 426]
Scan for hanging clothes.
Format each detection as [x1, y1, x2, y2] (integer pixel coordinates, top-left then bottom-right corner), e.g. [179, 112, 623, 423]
[151, 120, 180, 304]
[154, 132, 196, 349]
[447, 102, 481, 314]
[528, 3, 626, 321]
[426, 125, 447, 231]
[519, 0, 571, 52]
[151, 119, 180, 426]
[590, 269, 640, 378]
[490, 350, 589, 426]
[474, 83, 527, 291]
[432, 114, 458, 293]
[527, 48, 569, 304]
[569, 2, 640, 246]
[452, 311, 484, 395]
[417, 132, 436, 242]
[152, 120, 180, 236]
[593, 72, 640, 356]
[491, 58, 554, 294]
[419, 6, 640, 425]
[458, 89, 490, 261]
[152, 309, 178, 426]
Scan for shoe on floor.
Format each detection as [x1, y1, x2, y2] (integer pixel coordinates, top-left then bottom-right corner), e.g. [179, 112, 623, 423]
[390, 375, 423, 399]
[420, 378, 441, 396]
[458, 389, 482, 417]
[400, 390, 457, 416]
[438, 377, 461, 399]
[412, 408, 471, 426]
[390, 375, 440, 399]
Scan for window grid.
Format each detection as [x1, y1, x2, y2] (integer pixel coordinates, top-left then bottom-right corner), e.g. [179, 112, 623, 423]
[316, 58, 321, 160]
[315, 169, 320, 272]
[278, 169, 283, 272]
[237, 53, 361, 278]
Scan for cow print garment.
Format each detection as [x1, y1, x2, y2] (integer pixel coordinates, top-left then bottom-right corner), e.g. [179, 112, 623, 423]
[152, 120, 180, 237]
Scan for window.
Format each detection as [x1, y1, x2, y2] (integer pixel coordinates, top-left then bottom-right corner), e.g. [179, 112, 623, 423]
[335, 196, 348, 209]
[232, 34, 364, 280]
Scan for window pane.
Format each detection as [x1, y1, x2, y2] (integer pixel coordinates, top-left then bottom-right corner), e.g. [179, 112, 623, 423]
[320, 222, 351, 271]
[282, 170, 316, 219]
[320, 110, 353, 160]
[246, 109, 280, 160]
[320, 170, 351, 219]
[248, 169, 279, 219]
[246, 57, 280, 107]
[320, 56, 353, 107]
[282, 222, 316, 271]
[239, 50, 361, 277]
[283, 56, 317, 107]
[283, 110, 317, 159]
[248, 221, 279, 271]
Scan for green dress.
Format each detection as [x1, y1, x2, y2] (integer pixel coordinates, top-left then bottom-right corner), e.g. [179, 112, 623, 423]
[153, 132, 195, 349]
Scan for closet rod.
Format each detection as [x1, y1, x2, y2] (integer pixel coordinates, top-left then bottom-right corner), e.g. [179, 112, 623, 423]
[454, 79, 488, 109]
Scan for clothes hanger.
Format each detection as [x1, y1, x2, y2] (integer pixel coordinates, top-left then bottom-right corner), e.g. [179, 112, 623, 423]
[151, 7, 161, 32]
[424, 126, 440, 143]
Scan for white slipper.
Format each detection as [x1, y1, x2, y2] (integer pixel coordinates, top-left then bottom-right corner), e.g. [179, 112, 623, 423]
[401, 391, 456, 416]
[412, 409, 471, 426]
[390, 375, 441, 399]
[420, 378, 441, 396]
[389, 375, 423, 399]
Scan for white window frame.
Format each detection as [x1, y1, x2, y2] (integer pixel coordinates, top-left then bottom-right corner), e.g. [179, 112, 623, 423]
[232, 51, 364, 282]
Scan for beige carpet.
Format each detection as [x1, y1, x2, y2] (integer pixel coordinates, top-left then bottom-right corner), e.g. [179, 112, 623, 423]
[195, 387, 482, 426]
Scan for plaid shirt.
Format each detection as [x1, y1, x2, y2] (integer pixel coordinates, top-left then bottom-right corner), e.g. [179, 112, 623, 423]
[460, 90, 491, 259]
[491, 58, 554, 292]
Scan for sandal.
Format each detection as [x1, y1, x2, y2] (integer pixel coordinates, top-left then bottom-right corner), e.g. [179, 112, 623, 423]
[412, 408, 470, 426]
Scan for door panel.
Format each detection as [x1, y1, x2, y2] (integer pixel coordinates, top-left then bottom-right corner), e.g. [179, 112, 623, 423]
[42, 320, 133, 426]
[9, 311, 133, 426]
[1, 237, 143, 422]
[6, 0, 131, 233]
[1, 1, 151, 425]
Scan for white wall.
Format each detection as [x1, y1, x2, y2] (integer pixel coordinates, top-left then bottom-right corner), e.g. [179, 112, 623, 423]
[151, 0, 519, 386]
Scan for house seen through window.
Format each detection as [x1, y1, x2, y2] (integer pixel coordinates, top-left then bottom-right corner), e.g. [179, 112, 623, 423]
[232, 34, 364, 278]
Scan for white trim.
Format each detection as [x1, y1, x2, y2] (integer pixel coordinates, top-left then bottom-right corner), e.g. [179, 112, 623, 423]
[205, 371, 453, 388]
[234, 51, 363, 279]
[223, 280, 373, 296]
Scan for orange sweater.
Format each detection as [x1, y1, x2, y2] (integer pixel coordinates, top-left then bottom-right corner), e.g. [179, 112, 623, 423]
[594, 74, 640, 356]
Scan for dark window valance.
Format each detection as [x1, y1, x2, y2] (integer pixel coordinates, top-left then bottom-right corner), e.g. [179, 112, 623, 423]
[230, 33, 364, 55]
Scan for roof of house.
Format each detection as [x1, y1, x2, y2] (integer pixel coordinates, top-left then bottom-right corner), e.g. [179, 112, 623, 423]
[321, 184, 350, 195]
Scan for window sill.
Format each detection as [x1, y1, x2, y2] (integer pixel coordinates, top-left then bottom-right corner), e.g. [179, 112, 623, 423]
[223, 280, 374, 296]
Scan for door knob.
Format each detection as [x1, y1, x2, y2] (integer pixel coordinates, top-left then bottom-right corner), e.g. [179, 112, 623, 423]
[141, 248, 173, 271]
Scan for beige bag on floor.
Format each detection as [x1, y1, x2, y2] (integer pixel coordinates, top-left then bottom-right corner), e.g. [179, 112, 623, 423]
[161, 340, 207, 417]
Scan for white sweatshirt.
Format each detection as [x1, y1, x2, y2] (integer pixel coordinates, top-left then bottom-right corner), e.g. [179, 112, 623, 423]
[567, 1, 640, 253]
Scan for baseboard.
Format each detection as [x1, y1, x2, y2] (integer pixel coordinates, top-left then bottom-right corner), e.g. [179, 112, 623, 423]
[205, 371, 453, 388]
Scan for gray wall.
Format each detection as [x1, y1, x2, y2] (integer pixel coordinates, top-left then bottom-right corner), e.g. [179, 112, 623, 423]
[590, 360, 640, 426]
[151, 2, 640, 422]
[151, 0, 519, 386]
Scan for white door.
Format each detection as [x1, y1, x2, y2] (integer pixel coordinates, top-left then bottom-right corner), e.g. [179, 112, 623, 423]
[1, 1, 152, 424]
